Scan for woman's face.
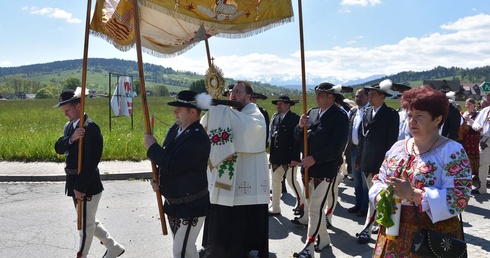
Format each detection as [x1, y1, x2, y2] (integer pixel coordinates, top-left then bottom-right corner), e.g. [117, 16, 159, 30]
[407, 109, 442, 138]
[465, 100, 475, 111]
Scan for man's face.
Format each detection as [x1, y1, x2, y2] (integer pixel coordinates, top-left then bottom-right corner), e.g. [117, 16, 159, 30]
[230, 83, 250, 106]
[173, 107, 193, 127]
[368, 90, 385, 107]
[60, 103, 80, 122]
[315, 91, 334, 109]
[275, 101, 290, 114]
[355, 89, 368, 107]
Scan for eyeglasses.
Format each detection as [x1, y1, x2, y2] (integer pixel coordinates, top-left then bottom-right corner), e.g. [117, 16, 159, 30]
[232, 90, 246, 95]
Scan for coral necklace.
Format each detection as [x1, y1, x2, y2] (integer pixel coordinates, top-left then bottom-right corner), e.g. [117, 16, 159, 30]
[411, 136, 439, 155]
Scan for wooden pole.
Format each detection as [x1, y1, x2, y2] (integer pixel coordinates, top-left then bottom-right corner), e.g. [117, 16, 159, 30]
[132, 0, 168, 235]
[77, 0, 93, 230]
[297, 0, 309, 199]
[205, 39, 212, 67]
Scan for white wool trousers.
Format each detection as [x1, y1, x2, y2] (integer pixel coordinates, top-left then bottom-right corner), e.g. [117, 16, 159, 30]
[478, 142, 490, 194]
[170, 216, 205, 258]
[270, 165, 304, 213]
[75, 192, 117, 258]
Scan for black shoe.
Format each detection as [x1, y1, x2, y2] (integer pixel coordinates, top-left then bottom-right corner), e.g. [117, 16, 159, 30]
[356, 230, 370, 244]
[372, 226, 379, 234]
[471, 188, 481, 194]
[268, 211, 281, 216]
[347, 206, 360, 213]
[356, 209, 368, 217]
[293, 248, 312, 258]
[291, 218, 307, 225]
[293, 206, 304, 216]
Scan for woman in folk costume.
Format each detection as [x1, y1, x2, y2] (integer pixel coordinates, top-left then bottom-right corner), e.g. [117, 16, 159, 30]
[461, 98, 481, 191]
[292, 82, 349, 257]
[370, 86, 471, 257]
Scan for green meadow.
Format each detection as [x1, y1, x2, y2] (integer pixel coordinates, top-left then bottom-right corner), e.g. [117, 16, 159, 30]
[0, 95, 402, 162]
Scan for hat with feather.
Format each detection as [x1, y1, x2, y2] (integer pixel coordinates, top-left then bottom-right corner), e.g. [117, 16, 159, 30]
[53, 87, 88, 108]
[365, 79, 393, 97]
[313, 82, 343, 96]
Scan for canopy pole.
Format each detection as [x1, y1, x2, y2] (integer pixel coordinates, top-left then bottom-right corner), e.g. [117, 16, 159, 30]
[297, 0, 309, 199]
[132, 0, 168, 236]
[77, 0, 93, 232]
[205, 38, 212, 67]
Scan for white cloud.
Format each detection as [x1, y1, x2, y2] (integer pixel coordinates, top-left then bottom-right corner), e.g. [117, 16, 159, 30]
[24, 6, 81, 24]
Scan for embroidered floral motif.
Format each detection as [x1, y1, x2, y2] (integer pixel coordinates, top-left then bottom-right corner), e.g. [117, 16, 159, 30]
[208, 127, 233, 146]
[182, 217, 199, 227]
[444, 148, 471, 214]
[168, 216, 181, 235]
[218, 153, 237, 180]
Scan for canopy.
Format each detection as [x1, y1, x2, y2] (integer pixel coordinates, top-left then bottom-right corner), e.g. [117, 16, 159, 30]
[90, 0, 294, 57]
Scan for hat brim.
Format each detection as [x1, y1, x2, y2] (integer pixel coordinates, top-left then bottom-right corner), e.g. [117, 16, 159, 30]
[312, 88, 343, 96]
[53, 96, 81, 108]
[364, 86, 392, 97]
[272, 100, 296, 106]
[167, 101, 201, 110]
[253, 93, 268, 100]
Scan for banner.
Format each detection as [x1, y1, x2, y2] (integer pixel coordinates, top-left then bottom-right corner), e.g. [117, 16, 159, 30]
[90, 0, 294, 57]
[111, 76, 133, 116]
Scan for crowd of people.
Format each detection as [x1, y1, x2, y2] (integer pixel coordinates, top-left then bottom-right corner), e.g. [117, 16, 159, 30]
[54, 81, 489, 258]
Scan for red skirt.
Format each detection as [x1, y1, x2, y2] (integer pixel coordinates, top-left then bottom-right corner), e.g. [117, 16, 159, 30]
[463, 133, 480, 176]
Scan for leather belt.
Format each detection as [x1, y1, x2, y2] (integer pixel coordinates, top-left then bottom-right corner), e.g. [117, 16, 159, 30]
[165, 188, 208, 205]
[65, 168, 79, 175]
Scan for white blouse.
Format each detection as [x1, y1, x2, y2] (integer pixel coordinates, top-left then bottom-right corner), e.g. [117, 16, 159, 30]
[369, 139, 472, 223]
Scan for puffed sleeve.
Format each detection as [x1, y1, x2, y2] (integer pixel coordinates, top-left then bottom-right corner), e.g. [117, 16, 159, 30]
[422, 142, 472, 223]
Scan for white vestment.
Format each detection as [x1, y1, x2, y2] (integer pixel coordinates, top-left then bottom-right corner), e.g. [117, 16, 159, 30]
[201, 103, 270, 207]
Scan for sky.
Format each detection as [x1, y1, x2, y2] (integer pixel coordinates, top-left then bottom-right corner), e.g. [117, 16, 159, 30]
[2, 0, 490, 85]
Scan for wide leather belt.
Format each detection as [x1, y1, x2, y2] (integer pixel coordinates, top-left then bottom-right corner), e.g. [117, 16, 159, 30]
[65, 168, 79, 175]
[165, 188, 208, 205]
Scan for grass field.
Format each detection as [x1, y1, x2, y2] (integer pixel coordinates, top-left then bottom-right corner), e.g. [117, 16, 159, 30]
[0, 95, 404, 162]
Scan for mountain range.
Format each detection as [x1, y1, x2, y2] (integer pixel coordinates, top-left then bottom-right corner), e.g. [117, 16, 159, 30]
[2, 58, 490, 94]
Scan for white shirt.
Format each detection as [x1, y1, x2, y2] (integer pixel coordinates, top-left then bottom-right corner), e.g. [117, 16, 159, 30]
[352, 104, 369, 145]
[472, 106, 490, 137]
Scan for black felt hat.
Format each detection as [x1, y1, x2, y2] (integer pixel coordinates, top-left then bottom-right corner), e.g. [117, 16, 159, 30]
[222, 84, 234, 97]
[167, 90, 201, 109]
[365, 79, 393, 97]
[272, 95, 296, 106]
[252, 92, 268, 100]
[313, 82, 343, 96]
[53, 88, 81, 108]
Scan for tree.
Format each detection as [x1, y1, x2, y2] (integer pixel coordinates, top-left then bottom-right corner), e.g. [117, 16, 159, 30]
[189, 79, 206, 93]
[153, 84, 170, 97]
[35, 86, 58, 99]
[133, 80, 141, 95]
[63, 77, 81, 90]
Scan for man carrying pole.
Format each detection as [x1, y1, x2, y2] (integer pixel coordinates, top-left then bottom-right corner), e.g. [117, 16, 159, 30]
[145, 90, 211, 258]
[54, 88, 125, 258]
[293, 83, 349, 256]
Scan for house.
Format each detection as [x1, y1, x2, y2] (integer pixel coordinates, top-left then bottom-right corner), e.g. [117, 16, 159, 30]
[461, 83, 482, 100]
[423, 79, 465, 100]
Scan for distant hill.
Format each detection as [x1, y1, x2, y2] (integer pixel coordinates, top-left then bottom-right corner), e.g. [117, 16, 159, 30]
[2, 59, 490, 96]
[0, 58, 302, 96]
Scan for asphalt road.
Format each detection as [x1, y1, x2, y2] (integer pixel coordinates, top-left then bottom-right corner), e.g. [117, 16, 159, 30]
[0, 178, 489, 258]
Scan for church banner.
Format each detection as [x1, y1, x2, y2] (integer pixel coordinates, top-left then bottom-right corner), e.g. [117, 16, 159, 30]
[110, 76, 133, 117]
[90, 0, 294, 57]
